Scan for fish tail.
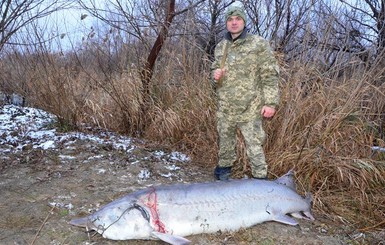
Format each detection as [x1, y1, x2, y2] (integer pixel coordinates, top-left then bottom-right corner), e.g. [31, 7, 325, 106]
[304, 192, 315, 221]
[305, 192, 313, 205]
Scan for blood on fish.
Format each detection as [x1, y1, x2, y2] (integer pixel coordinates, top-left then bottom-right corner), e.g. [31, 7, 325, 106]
[140, 187, 167, 233]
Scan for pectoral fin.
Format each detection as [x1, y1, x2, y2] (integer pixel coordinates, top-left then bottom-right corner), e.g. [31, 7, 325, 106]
[152, 231, 191, 245]
[273, 214, 298, 226]
[266, 205, 298, 226]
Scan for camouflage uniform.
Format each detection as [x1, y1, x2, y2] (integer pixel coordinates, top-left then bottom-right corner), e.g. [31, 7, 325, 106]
[211, 29, 279, 178]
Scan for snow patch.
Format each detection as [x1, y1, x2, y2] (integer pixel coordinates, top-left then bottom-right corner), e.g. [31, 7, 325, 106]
[0, 105, 191, 182]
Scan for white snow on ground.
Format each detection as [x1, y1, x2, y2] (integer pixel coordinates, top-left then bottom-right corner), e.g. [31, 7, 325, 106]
[0, 104, 137, 153]
[0, 104, 190, 168]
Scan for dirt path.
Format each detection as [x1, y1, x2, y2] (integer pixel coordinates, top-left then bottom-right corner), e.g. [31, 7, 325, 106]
[0, 129, 382, 245]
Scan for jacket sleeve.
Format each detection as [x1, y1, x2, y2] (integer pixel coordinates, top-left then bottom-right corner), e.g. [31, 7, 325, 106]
[210, 41, 224, 91]
[258, 40, 280, 108]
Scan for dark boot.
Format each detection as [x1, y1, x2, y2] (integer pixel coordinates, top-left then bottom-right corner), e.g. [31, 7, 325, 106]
[252, 176, 268, 180]
[214, 166, 232, 180]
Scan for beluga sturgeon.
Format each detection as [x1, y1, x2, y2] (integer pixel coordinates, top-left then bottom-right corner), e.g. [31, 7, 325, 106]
[70, 170, 314, 244]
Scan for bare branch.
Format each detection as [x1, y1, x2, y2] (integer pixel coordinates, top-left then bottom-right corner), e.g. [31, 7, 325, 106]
[0, 0, 73, 51]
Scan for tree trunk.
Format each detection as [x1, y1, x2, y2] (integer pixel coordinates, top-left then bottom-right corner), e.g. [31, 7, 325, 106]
[137, 0, 176, 135]
[140, 0, 176, 95]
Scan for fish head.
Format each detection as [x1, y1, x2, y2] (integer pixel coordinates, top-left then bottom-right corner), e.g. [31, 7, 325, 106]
[99, 206, 153, 240]
[71, 203, 154, 240]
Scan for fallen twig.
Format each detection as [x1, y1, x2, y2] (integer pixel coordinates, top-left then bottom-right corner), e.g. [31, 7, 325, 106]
[30, 205, 55, 245]
[358, 220, 385, 232]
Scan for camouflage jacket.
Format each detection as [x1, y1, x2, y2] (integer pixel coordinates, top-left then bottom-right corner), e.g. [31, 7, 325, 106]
[211, 30, 280, 120]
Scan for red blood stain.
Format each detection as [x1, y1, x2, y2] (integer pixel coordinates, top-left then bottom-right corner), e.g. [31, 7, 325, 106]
[140, 187, 167, 233]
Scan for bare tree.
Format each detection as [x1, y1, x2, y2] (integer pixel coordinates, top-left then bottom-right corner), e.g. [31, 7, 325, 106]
[0, 0, 72, 52]
[242, 0, 318, 52]
[76, 0, 207, 134]
[339, 0, 385, 55]
[197, 0, 235, 59]
[78, 0, 205, 82]
[140, 0, 177, 95]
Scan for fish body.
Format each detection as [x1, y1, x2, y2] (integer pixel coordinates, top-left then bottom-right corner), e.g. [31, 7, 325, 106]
[70, 171, 314, 244]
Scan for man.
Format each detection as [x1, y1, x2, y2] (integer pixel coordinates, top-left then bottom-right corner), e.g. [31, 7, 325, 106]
[211, 5, 280, 180]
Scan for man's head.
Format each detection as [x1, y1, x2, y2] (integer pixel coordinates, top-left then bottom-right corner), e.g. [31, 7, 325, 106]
[225, 6, 247, 25]
[225, 6, 246, 38]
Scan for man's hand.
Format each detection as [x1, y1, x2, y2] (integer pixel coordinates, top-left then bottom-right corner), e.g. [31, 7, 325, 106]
[214, 68, 226, 81]
[261, 105, 276, 118]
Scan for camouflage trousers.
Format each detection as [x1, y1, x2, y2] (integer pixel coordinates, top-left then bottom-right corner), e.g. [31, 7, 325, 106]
[217, 113, 267, 178]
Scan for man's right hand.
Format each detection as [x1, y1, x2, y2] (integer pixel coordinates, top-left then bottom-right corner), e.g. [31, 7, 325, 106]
[214, 68, 226, 81]
[261, 105, 276, 118]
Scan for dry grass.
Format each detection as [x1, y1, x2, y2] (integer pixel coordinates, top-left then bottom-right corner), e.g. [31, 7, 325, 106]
[144, 46, 218, 164]
[261, 56, 385, 228]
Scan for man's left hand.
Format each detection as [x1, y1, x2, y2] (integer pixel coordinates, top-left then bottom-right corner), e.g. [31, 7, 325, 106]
[261, 106, 276, 118]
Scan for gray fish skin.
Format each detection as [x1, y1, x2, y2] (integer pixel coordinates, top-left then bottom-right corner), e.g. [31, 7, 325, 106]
[70, 171, 314, 244]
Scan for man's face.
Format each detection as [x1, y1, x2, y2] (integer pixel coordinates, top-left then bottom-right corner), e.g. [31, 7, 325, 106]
[226, 16, 245, 36]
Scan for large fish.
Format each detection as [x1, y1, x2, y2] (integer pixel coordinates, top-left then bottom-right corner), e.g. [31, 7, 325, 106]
[70, 170, 314, 244]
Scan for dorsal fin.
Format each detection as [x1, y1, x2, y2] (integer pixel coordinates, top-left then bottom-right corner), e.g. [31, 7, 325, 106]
[274, 169, 296, 191]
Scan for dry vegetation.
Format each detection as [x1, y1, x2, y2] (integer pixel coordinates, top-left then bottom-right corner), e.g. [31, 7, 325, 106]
[266, 55, 385, 230]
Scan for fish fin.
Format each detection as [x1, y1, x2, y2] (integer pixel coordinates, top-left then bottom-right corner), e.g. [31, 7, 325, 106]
[289, 211, 313, 221]
[303, 211, 315, 221]
[266, 205, 299, 226]
[151, 231, 191, 245]
[305, 192, 313, 204]
[69, 217, 89, 227]
[274, 169, 296, 191]
[290, 212, 306, 219]
[273, 214, 299, 226]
